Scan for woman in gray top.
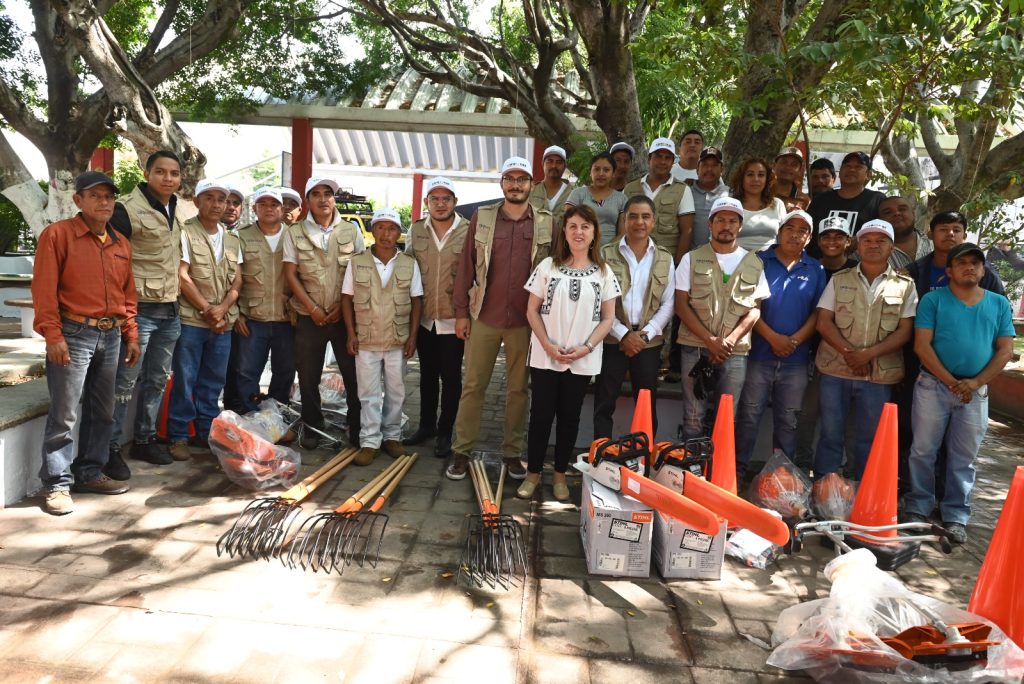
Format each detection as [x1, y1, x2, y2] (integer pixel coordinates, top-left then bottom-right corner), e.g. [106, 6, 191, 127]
[565, 152, 628, 245]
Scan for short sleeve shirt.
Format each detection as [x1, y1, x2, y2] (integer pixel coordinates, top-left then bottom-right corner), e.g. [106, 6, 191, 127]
[915, 288, 1014, 378]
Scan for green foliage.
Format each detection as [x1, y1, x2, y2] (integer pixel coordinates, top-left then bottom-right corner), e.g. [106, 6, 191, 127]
[113, 159, 144, 197]
[243, 158, 279, 190]
[105, 0, 157, 55]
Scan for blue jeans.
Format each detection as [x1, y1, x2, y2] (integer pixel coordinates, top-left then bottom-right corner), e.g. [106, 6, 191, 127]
[679, 345, 747, 441]
[41, 321, 121, 491]
[814, 374, 891, 480]
[905, 372, 988, 524]
[111, 313, 180, 446]
[236, 320, 296, 413]
[735, 360, 809, 474]
[168, 324, 232, 441]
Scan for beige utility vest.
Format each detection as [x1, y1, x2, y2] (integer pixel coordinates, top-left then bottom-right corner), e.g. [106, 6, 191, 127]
[816, 266, 914, 384]
[676, 244, 764, 355]
[528, 181, 573, 230]
[602, 241, 673, 349]
[467, 203, 553, 320]
[287, 215, 360, 315]
[179, 218, 241, 328]
[407, 216, 468, 323]
[350, 251, 416, 351]
[121, 185, 183, 303]
[237, 223, 289, 322]
[623, 177, 687, 253]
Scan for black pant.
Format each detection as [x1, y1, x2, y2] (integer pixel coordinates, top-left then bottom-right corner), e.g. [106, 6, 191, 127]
[294, 314, 360, 433]
[593, 343, 661, 440]
[527, 367, 591, 474]
[668, 317, 682, 373]
[415, 325, 464, 437]
[222, 331, 245, 412]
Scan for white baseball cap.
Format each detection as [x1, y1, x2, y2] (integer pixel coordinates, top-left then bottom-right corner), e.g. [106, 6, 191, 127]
[424, 177, 457, 197]
[609, 142, 635, 157]
[195, 178, 229, 197]
[857, 218, 895, 241]
[279, 187, 302, 205]
[253, 187, 282, 204]
[648, 137, 676, 156]
[542, 145, 566, 161]
[501, 157, 532, 175]
[708, 196, 744, 219]
[225, 183, 245, 201]
[779, 209, 813, 230]
[304, 176, 339, 197]
[818, 216, 852, 237]
[371, 207, 403, 228]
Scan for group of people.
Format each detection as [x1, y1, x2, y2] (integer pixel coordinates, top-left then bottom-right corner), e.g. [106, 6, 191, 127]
[34, 135, 1015, 546]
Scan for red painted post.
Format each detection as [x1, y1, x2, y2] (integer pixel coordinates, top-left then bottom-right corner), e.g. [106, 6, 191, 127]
[411, 172, 424, 222]
[90, 148, 114, 174]
[532, 139, 547, 182]
[291, 118, 313, 202]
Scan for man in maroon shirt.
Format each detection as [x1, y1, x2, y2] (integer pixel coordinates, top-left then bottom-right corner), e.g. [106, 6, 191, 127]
[32, 172, 141, 515]
[446, 157, 554, 480]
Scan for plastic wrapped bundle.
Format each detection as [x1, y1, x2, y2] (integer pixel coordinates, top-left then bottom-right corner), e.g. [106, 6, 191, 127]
[812, 472, 857, 521]
[241, 397, 291, 443]
[210, 410, 300, 491]
[750, 450, 811, 519]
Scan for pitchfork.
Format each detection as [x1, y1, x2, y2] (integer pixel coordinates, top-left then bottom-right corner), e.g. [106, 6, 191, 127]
[281, 453, 418, 574]
[216, 448, 357, 560]
[459, 459, 527, 589]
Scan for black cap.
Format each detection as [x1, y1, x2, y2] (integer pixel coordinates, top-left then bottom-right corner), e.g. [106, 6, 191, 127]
[75, 171, 119, 194]
[699, 146, 723, 162]
[947, 242, 985, 263]
[841, 151, 872, 169]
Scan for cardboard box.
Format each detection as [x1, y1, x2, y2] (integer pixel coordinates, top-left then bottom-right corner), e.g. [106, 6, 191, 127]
[652, 512, 727, 580]
[580, 473, 653, 578]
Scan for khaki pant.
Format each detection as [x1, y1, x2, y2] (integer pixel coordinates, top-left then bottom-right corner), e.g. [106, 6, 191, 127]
[452, 319, 530, 457]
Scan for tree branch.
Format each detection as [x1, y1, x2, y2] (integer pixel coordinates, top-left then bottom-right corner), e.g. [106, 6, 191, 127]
[0, 80, 50, 148]
[918, 110, 952, 177]
[133, 0, 179, 71]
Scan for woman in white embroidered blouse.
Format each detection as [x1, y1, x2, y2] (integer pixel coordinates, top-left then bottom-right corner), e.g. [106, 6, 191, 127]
[520, 205, 620, 502]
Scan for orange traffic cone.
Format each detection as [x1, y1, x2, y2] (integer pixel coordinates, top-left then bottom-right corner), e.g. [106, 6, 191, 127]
[849, 402, 899, 539]
[709, 393, 737, 495]
[630, 388, 654, 458]
[969, 465, 1024, 645]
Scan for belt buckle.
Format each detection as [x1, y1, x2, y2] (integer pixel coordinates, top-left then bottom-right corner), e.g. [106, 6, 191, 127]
[96, 317, 114, 331]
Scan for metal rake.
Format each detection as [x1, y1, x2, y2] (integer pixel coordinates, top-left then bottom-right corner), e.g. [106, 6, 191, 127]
[459, 459, 527, 589]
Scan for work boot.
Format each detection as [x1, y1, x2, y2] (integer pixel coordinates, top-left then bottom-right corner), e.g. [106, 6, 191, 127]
[381, 440, 406, 458]
[445, 452, 469, 480]
[71, 475, 129, 495]
[354, 447, 379, 466]
[943, 522, 968, 544]
[103, 446, 131, 481]
[402, 425, 436, 446]
[43, 490, 74, 515]
[900, 511, 929, 525]
[504, 456, 527, 480]
[434, 432, 453, 458]
[131, 441, 172, 465]
[168, 441, 192, 462]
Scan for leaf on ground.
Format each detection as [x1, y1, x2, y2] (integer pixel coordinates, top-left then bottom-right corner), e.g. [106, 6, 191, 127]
[382, 577, 392, 583]
[440, 571, 455, 578]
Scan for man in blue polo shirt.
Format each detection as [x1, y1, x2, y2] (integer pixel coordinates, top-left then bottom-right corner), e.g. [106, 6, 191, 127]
[903, 243, 1014, 544]
[735, 210, 827, 479]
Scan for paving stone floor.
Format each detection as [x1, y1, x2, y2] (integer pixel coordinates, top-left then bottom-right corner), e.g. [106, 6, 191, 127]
[1, 351, 1022, 683]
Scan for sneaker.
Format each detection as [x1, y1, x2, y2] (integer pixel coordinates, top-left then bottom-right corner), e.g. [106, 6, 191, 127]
[445, 452, 469, 480]
[169, 441, 192, 462]
[131, 441, 172, 465]
[353, 447, 379, 466]
[71, 475, 129, 495]
[103, 447, 131, 481]
[943, 522, 967, 544]
[900, 512, 929, 525]
[43, 490, 74, 515]
[381, 440, 406, 458]
[504, 456, 527, 480]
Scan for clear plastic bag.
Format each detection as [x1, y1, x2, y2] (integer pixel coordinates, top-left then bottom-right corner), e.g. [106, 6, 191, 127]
[750, 449, 811, 519]
[812, 472, 857, 521]
[318, 372, 346, 408]
[242, 397, 291, 443]
[725, 508, 784, 570]
[210, 410, 301, 491]
[767, 548, 1024, 682]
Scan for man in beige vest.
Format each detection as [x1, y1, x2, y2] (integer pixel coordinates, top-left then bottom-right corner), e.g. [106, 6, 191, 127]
[675, 196, 770, 441]
[403, 177, 469, 457]
[448, 157, 554, 480]
[528, 145, 573, 232]
[593, 195, 674, 440]
[609, 141, 635, 192]
[342, 208, 423, 466]
[283, 176, 365, 449]
[108, 150, 186, 476]
[814, 218, 917, 480]
[235, 187, 295, 413]
[623, 137, 696, 263]
[167, 179, 242, 461]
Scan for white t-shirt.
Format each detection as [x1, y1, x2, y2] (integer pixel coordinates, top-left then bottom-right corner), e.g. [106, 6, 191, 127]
[674, 247, 771, 301]
[737, 197, 787, 252]
[264, 230, 284, 252]
[180, 225, 242, 264]
[671, 165, 698, 183]
[639, 175, 696, 216]
[341, 251, 424, 297]
[524, 258, 621, 375]
[281, 215, 366, 264]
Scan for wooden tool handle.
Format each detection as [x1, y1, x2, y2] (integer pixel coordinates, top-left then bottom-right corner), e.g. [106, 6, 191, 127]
[367, 454, 419, 512]
[334, 457, 407, 513]
[494, 464, 507, 515]
[280, 448, 357, 501]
